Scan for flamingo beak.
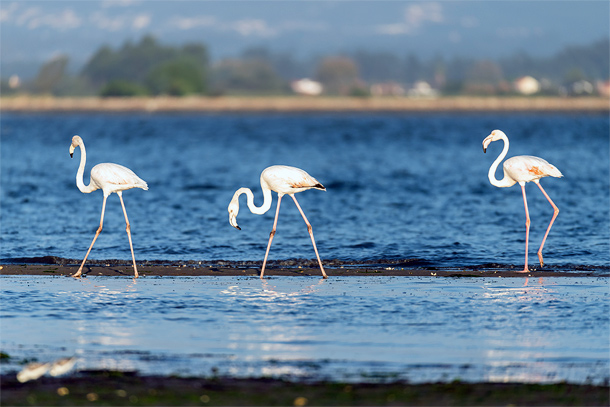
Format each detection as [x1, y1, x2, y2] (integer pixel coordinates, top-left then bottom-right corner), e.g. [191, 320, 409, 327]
[482, 136, 492, 153]
[229, 214, 241, 230]
[69, 144, 75, 158]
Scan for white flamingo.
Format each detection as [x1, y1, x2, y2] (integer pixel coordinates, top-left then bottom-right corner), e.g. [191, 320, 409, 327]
[69, 135, 148, 278]
[228, 165, 327, 279]
[483, 129, 563, 272]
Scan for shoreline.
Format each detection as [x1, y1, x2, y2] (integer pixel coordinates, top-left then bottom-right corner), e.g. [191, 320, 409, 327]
[1, 263, 608, 278]
[1, 95, 609, 113]
[1, 373, 608, 406]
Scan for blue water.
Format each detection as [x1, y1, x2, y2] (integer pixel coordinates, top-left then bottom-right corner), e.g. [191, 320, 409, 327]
[1, 113, 609, 267]
[1, 275, 608, 384]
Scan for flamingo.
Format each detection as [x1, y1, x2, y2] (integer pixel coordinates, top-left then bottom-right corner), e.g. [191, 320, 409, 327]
[69, 135, 148, 278]
[482, 129, 562, 272]
[228, 165, 328, 279]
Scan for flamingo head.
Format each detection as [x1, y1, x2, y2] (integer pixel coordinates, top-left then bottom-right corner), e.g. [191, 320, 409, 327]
[482, 129, 506, 153]
[228, 201, 241, 230]
[69, 135, 83, 158]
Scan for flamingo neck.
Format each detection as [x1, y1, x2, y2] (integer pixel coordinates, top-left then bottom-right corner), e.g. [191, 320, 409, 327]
[233, 185, 273, 215]
[75, 142, 98, 194]
[488, 134, 516, 188]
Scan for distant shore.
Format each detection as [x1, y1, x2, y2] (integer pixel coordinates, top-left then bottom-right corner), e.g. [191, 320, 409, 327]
[1, 95, 608, 113]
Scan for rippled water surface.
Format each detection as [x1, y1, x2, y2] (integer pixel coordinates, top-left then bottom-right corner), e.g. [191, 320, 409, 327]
[1, 113, 608, 267]
[1, 276, 608, 383]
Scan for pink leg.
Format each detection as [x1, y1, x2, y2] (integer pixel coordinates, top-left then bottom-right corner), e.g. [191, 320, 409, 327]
[290, 195, 327, 279]
[261, 195, 282, 279]
[118, 192, 139, 279]
[519, 184, 530, 273]
[73, 195, 108, 278]
[535, 182, 559, 267]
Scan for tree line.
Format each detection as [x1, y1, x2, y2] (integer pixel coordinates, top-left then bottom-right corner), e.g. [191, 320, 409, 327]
[2, 35, 608, 97]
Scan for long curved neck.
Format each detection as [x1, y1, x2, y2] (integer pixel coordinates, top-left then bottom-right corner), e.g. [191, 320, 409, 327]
[233, 185, 273, 215]
[75, 143, 98, 193]
[488, 135, 516, 188]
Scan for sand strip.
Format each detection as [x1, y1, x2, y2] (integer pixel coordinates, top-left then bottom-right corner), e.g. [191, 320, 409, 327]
[2, 95, 609, 112]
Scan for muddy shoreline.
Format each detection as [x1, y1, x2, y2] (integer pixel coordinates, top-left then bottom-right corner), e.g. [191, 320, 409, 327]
[1, 372, 608, 406]
[1, 258, 608, 278]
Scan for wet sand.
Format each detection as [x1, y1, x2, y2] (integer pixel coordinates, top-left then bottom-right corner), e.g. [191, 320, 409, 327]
[1, 260, 607, 278]
[1, 372, 608, 406]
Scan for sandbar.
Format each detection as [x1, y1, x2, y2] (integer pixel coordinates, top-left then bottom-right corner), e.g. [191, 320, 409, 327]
[1, 259, 607, 278]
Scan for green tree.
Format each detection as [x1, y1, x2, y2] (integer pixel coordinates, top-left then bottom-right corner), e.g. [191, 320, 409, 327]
[147, 57, 206, 96]
[81, 35, 209, 96]
[463, 60, 504, 95]
[100, 80, 149, 97]
[34, 55, 69, 94]
[351, 50, 403, 83]
[211, 58, 285, 95]
[315, 56, 361, 95]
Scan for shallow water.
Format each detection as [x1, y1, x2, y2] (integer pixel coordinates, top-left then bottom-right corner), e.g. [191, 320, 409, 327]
[1, 276, 608, 384]
[1, 113, 609, 268]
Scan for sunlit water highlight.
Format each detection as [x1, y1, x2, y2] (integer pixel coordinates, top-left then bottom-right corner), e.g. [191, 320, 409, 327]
[1, 276, 608, 384]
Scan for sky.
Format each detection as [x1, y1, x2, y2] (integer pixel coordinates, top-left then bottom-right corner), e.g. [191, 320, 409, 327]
[1, 1, 609, 78]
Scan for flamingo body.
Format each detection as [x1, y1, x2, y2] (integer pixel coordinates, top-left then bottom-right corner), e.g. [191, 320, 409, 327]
[69, 135, 147, 278]
[89, 163, 148, 195]
[502, 155, 563, 186]
[261, 165, 325, 195]
[483, 129, 562, 272]
[228, 165, 327, 279]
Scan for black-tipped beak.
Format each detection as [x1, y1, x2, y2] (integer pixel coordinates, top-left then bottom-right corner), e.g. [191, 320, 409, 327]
[483, 146, 487, 153]
[70, 152, 73, 158]
[235, 225, 241, 231]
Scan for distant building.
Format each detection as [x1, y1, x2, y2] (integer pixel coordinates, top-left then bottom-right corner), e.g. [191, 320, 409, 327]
[514, 76, 540, 95]
[370, 82, 405, 97]
[407, 81, 438, 97]
[571, 80, 594, 95]
[8, 75, 21, 89]
[597, 80, 610, 97]
[291, 78, 323, 96]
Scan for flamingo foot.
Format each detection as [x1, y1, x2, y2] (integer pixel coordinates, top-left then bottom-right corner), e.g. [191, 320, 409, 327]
[517, 267, 530, 273]
[537, 252, 544, 268]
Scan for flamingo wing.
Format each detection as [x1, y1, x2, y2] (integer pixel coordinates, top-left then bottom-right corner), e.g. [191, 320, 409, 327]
[91, 163, 148, 191]
[504, 155, 563, 183]
[263, 165, 325, 193]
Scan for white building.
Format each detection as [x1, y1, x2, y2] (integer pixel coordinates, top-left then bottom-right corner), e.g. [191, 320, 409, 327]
[514, 76, 540, 95]
[291, 78, 323, 96]
[407, 81, 438, 97]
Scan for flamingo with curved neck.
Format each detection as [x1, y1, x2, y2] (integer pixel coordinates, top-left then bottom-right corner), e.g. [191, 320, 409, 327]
[228, 165, 327, 279]
[483, 129, 563, 272]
